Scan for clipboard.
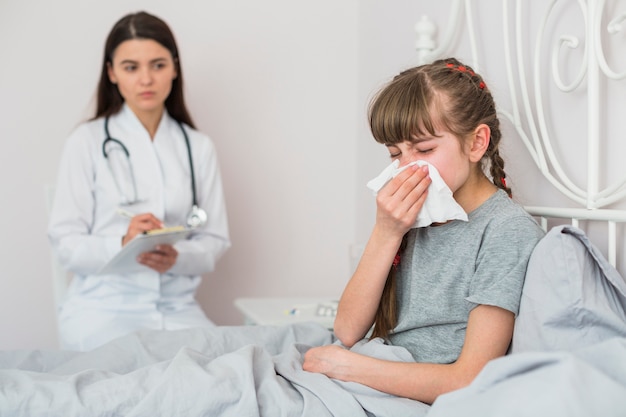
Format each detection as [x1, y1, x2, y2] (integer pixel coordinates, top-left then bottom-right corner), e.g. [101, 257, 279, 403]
[97, 227, 192, 275]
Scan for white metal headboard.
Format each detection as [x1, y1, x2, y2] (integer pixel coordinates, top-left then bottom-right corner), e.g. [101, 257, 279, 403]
[414, 0, 626, 267]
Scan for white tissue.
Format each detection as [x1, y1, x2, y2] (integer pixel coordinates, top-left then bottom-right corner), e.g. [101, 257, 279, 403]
[366, 160, 468, 228]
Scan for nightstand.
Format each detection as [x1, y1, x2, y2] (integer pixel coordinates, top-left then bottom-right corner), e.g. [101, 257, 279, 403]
[234, 297, 338, 329]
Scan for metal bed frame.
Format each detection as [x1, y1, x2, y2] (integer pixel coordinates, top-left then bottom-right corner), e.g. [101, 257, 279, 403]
[414, 0, 626, 267]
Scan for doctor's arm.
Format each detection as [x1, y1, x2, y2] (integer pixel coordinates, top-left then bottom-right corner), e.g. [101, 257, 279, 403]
[48, 127, 127, 275]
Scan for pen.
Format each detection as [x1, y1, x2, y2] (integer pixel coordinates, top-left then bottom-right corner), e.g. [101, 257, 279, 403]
[117, 208, 169, 231]
[116, 208, 136, 219]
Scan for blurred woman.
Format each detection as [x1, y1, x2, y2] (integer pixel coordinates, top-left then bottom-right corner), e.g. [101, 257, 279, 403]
[48, 11, 230, 351]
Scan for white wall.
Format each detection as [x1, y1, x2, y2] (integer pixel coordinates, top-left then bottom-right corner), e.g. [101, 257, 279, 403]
[1, 0, 625, 350]
[355, 1, 454, 247]
[0, 0, 358, 349]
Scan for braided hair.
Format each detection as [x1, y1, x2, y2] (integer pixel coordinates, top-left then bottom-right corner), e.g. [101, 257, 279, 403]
[368, 58, 510, 340]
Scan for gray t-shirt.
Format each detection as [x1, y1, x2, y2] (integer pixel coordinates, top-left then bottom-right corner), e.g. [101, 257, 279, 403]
[388, 189, 545, 363]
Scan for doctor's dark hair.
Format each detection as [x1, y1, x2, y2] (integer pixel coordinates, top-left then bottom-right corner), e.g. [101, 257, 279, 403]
[368, 57, 510, 340]
[93, 11, 195, 128]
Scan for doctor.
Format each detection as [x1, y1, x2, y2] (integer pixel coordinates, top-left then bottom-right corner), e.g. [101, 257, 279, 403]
[48, 11, 231, 351]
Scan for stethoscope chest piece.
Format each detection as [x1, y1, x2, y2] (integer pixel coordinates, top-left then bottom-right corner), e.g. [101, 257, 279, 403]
[187, 204, 208, 228]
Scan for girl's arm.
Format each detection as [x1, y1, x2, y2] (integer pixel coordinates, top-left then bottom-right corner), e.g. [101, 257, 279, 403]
[334, 164, 431, 346]
[333, 226, 402, 346]
[304, 304, 514, 404]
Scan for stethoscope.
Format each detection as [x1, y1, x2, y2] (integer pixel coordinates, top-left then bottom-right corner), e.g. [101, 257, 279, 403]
[102, 116, 208, 228]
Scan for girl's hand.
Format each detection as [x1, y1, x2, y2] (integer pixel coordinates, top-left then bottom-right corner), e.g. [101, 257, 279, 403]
[303, 345, 352, 380]
[137, 244, 178, 273]
[375, 164, 431, 235]
[122, 213, 164, 246]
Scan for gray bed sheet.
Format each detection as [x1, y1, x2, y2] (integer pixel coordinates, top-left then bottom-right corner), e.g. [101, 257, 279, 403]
[0, 323, 429, 417]
[2, 225, 625, 416]
[429, 337, 626, 417]
[2, 322, 624, 417]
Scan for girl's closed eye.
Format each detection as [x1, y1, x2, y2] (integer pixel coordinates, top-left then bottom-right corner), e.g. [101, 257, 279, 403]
[386, 145, 401, 160]
[412, 138, 436, 154]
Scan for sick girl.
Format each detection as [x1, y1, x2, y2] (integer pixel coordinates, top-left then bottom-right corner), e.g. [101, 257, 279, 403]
[304, 58, 544, 404]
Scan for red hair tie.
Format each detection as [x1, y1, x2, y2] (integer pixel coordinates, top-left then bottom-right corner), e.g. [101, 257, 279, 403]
[446, 63, 486, 89]
[392, 252, 401, 267]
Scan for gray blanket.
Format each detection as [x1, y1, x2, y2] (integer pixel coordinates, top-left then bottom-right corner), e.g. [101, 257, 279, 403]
[1, 322, 625, 416]
[429, 337, 626, 417]
[4, 225, 626, 416]
[0, 323, 429, 417]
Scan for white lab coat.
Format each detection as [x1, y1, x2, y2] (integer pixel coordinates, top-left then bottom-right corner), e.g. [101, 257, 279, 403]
[48, 104, 231, 351]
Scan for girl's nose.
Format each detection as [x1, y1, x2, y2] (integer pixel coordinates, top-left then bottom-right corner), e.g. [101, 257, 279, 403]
[398, 154, 417, 167]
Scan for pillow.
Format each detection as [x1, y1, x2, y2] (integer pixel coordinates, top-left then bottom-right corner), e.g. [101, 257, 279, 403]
[511, 225, 626, 353]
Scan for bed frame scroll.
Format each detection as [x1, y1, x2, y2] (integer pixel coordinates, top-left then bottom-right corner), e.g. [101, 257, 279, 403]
[414, 0, 626, 269]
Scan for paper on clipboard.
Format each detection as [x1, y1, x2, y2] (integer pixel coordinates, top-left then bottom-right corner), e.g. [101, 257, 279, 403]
[97, 227, 192, 275]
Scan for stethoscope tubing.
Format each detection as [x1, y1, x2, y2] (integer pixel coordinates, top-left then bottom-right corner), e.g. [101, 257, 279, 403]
[181, 123, 198, 208]
[102, 115, 200, 211]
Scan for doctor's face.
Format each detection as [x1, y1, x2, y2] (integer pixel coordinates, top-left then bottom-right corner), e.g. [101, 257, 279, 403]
[107, 39, 177, 117]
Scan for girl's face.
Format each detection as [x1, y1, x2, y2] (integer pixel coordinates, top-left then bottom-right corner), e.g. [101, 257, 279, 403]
[107, 39, 177, 117]
[386, 130, 472, 194]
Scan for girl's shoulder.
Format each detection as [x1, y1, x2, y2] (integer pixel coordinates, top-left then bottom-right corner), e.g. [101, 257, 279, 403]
[474, 190, 544, 234]
[498, 194, 545, 241]
[477, 189, 529, 218]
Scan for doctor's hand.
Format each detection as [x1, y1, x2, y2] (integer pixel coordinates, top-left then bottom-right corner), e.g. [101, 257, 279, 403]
[122, 213, 165, 246]
[375, 163, 431, 236]
[138, 244, 178, 273]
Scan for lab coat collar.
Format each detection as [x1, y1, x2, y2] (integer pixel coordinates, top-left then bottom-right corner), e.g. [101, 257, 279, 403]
[118, 103, 173, 141]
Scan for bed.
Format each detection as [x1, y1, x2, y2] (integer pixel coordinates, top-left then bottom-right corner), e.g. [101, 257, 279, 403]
[2, 1, 626, 416]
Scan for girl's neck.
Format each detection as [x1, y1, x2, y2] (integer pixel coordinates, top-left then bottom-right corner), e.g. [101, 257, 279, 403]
[454, 174, 498, 214]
